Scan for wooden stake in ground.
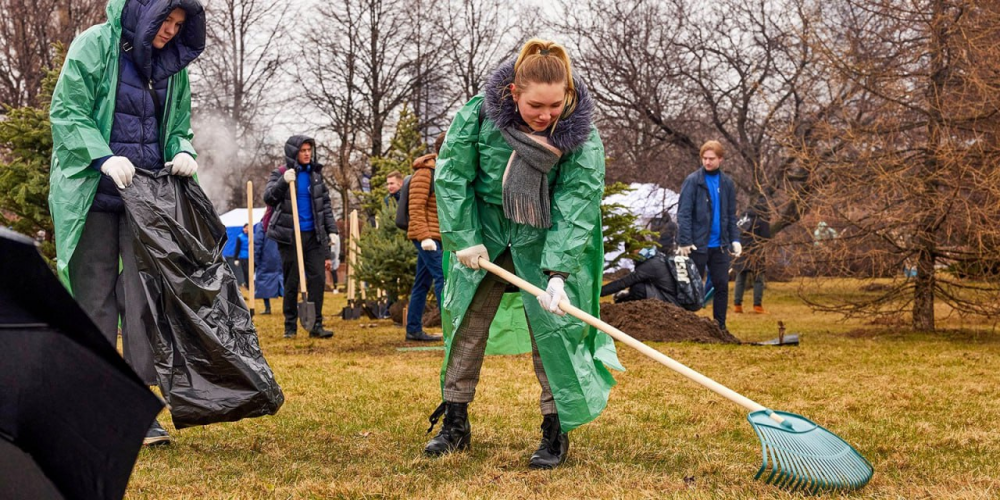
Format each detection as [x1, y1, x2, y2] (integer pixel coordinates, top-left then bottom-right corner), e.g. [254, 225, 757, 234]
[247, 181, 255, 317]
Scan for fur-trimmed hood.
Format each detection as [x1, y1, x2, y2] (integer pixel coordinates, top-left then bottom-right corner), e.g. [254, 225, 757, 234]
[483, 59, 595, 153]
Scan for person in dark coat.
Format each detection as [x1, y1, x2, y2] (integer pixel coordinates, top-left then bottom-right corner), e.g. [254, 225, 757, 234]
[649, 210, 678, 255]
[263, 136, 338, 339]
[600, 248, 678, 305]
[233, 223, 250, 287]
[675, 140, 740, 331]
[253, 221, 283, 314]
[49, 0, 206, 447]
[733, 202, 771, 314]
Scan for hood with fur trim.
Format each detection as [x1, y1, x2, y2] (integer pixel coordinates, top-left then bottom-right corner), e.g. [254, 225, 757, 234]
[483, 59, 595, 153]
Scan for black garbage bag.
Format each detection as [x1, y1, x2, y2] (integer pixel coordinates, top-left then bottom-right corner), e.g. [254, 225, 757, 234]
[120, 169, 283, 429]
[668, 255, 705, 312]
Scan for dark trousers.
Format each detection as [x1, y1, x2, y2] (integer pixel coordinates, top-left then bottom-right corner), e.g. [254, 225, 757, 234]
[226, 257, 244, 287]
[238, 258, 249, 286]
[278, 230, 327, 333]
[69, 211, 157, 385]
[693, 247, 731, 330]
[734, 269, 764, 307]
[406, 239, 445, 334]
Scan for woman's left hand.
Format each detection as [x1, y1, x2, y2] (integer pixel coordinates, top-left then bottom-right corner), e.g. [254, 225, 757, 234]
[167, 152, 198, 176]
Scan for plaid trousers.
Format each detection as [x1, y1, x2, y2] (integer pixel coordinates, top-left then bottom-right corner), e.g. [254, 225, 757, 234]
[443, 251, 556, 415]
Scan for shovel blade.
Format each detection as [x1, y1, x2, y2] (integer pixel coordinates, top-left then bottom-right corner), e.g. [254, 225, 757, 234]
[298, 299, 316, 331]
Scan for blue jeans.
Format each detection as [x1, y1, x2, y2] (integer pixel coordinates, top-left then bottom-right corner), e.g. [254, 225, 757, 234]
[407, 239, 445, 333]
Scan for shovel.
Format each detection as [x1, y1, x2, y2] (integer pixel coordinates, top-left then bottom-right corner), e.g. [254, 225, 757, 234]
[479, 257, 872, 494]
[288, 180, 316, 331]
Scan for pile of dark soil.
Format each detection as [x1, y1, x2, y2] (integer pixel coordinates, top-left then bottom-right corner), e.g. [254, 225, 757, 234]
[600, 299, 741, 344]
[388, 300, 441, 328]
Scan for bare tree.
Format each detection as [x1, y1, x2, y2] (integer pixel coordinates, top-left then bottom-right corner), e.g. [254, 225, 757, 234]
[435, 0, 526, 103]
[0, 0, 103, 108]
[190, 0, 291, 210]
[299, 0, 369, 217]
[561, 0, 849, 234]
[797, 0, 1000, 330]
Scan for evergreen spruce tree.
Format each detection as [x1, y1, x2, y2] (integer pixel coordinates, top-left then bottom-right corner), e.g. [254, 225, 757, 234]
[354, 200, 417, 302]
[361, 104, 426, 217]
[0, 44, 63, 262]
[602, 182, 658, 270]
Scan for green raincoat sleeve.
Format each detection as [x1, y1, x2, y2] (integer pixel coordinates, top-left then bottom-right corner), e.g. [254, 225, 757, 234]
[541, 129, 605, 276]
[49, 25, 117, 289]
[436, 96, 483, 253]
[162, 70, 197, 160]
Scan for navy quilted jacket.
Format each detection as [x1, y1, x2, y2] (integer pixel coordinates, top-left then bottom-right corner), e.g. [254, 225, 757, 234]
[91, 0, 205, 212]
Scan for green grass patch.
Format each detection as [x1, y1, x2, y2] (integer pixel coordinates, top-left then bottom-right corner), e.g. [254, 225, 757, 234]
[128, 280, 1000, 498]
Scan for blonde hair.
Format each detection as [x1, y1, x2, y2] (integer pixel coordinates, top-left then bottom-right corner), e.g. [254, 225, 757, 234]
[512, 38, 577, 122]
[700, 140, 725, 158]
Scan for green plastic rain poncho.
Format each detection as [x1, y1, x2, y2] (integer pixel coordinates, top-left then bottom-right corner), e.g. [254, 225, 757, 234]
[436, 89, 624, 431]
[49, 0, 197, 290]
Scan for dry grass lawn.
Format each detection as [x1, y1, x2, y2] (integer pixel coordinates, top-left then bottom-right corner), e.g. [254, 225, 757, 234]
[126, 279, 1000, 499]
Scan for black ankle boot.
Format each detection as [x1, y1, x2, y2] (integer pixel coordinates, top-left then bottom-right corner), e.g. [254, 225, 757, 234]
[424, 402, 471, 456]
[529, 413, 569, 469]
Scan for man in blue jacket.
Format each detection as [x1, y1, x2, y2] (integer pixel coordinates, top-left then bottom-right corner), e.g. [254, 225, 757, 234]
[263, 136, 338, 339]
[676, 140, 741, 331]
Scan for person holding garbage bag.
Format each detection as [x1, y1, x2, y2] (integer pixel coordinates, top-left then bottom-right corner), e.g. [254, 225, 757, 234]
[263, 136, 338, 339]
[425, 38, 623, 469]
[49, 0, 207, 446]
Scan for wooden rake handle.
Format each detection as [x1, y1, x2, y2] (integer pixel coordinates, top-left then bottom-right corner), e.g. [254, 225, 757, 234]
[478, 257, 778, 419]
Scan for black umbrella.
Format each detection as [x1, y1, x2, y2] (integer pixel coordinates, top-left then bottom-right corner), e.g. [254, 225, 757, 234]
[0, 228, 164, 500]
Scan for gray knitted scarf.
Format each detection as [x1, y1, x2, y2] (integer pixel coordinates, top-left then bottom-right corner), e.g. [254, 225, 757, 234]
[500, 128, 563, 228]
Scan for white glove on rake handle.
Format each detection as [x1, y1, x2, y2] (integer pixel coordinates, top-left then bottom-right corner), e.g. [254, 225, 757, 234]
[536, 276, 568, 316]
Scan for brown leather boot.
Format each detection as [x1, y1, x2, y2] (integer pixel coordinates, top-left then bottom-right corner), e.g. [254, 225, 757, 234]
[754, 305, 767, 314]
[734, 305, 743, 313]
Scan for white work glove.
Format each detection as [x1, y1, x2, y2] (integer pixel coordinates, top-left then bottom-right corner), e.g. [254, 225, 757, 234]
[283, 169, 296, 184]
[537, 276, 568, 316]
[101, 156, 135, 189]
[731, 242, 743, 258]
[166, 152, 197, 176]
[421, 238, 437, 251]
[455, 244, 489, 270]
[677, 245, 697, 257]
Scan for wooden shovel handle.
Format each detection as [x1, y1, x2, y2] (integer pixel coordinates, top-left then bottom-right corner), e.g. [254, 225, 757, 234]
[288, 180, 308, 296]
[247, 181, 255, 308]
[478, 257, 772, 416]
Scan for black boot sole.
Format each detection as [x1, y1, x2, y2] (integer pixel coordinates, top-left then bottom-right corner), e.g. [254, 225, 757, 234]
[424, 433, 470, 457]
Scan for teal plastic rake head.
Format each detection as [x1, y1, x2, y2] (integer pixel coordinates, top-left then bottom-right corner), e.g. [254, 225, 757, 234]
[748, 410, 873, 493]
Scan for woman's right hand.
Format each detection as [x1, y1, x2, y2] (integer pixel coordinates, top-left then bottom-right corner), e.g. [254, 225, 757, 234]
[455, 244, 489, 270]
[101, 156, 136, 189]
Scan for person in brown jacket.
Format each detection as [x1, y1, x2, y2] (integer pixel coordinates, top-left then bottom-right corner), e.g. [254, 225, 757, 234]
[404, 133, 447, 341]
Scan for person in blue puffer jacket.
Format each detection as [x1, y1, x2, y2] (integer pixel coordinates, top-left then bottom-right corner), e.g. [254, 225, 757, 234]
[676, 140, 741, 332]
[49, 0, 206, 447]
